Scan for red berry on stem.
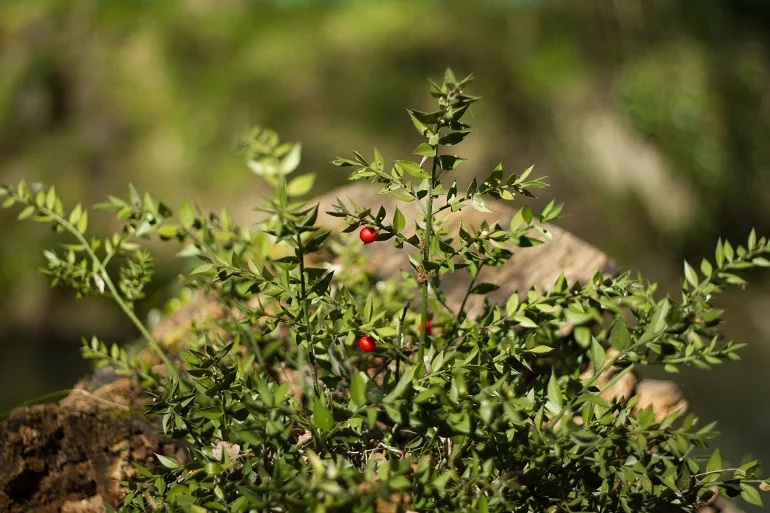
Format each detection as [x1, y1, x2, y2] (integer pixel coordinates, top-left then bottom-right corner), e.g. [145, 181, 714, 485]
[357, 335, 375, 352]
[424, 319, 432, 332]
[359, 226, 377, 244]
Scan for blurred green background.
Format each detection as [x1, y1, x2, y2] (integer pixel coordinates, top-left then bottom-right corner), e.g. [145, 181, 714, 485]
[2, 0, 770, 507]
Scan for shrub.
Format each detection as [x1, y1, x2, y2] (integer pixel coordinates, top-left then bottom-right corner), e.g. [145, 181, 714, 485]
[2, 70, 770, 512]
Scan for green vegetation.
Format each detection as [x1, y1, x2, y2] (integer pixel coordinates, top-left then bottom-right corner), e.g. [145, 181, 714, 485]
[4, 1, 770, 358]
[3, 70, 770, 512]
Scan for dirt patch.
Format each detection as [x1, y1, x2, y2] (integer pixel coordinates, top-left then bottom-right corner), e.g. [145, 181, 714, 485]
[0, 377, 180, 512]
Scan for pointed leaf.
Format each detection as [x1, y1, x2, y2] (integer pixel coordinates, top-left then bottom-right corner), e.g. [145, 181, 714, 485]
[156, 453, 180, 469]
[706, 449, 722, 473]
[397, 160, 429, 179]
[413, 143, 436, 157]
[312, 401, 334, 431]
[287, 173, 315, 197]
[741, 484, 763, 507]
[392, 208, 405, 234]
[684, 260, 698, 288]
[589, 340, 606, 370]
[281, 143, 302, 174]
[471, 196, 492, 213]
[350, 371, 368, 407]
[547, 372, 563, 410]
[610, 319, 630, 351]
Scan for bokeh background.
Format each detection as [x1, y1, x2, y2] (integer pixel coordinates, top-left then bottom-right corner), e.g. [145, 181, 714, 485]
[2, 0, 770, 508]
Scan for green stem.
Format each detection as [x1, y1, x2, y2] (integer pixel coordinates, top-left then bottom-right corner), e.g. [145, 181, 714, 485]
[42, 205, 181, 383]
[279, 169, 320, 398]
[457, 260, 483, 318]
[297, 230, 320, 398]
[418, 150, 440, 366]
[445, 260, 484, 342]
[395, 302, 410, 379]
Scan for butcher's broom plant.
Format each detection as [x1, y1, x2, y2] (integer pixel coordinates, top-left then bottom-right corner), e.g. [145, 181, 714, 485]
[2, 70, 770, 512]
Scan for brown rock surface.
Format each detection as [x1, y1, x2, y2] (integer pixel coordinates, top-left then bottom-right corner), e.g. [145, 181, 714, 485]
[0, 377, 179, 513]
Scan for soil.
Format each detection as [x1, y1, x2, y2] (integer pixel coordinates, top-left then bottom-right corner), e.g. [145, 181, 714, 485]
[0, 375, 182, 513]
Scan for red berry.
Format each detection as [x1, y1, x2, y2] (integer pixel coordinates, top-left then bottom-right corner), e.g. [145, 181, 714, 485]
[357, 335, 375, 352]
[359, 226, 377, 244]
[424, 320, 432, 332]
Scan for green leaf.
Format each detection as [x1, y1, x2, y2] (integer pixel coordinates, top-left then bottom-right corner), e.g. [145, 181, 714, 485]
[68, 204, 82, 225]
[439, 131, 470, 146]
[157, 224, 178, 238]
[179, 202, 195, 230]
[350, 371, 369, 406]
[706, 449, 722, 473]
[684, 260, 698, 288]
[510, 205, 531, 229]
[574, 326, 591, 348]
[413, 143, 436, 157]
[513, 315, 538, 329]
[391, 192, 415, 202]
[723, 240, 734, 262]
[471, 196, 492, 213]
[191, 263, 213, 275]
[74, 209, 87, 233]
[589, 339, 606, 369]
[46, 186, 56, 210]
[373, 147, 385, 170]
[312, 401, 334, 431]
[547, 372, 563, 410]
[386, 365, 416, 402]
[392, 208, 405, 234]
[18, 206, 35, 220]
[375, 326, 397, 337]
[407, 110, 429, 135]
[715, 238, 724, 267]
[388, 475, 411, 491]
[610, 319, 630, 351]
[304, 229, 331, 253]
[700, 258, 713, 276]
[281, 143, 302, 174]
[287, 173, 315, 197]
[741, 484, 763, 507]
[194, 406, 223, 420]
[132, 462, 153, 478]
[470, 282, 499, 295]
[397, 160, 429, 179]
[155, 453, 180, 469]
[246, 258, 260, 276]
[639, 299, 670, 343]
[505, 294, 520, 316]
[467, 178, 477, 197]
[438, 155, 465, 170]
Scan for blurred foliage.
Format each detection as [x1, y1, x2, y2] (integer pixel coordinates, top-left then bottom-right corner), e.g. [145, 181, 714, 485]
[2, 0, 770, 403]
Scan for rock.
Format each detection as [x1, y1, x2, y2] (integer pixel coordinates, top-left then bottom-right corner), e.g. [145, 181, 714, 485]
[61, 495, 107, 513]
[635, 379, 689, 423]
